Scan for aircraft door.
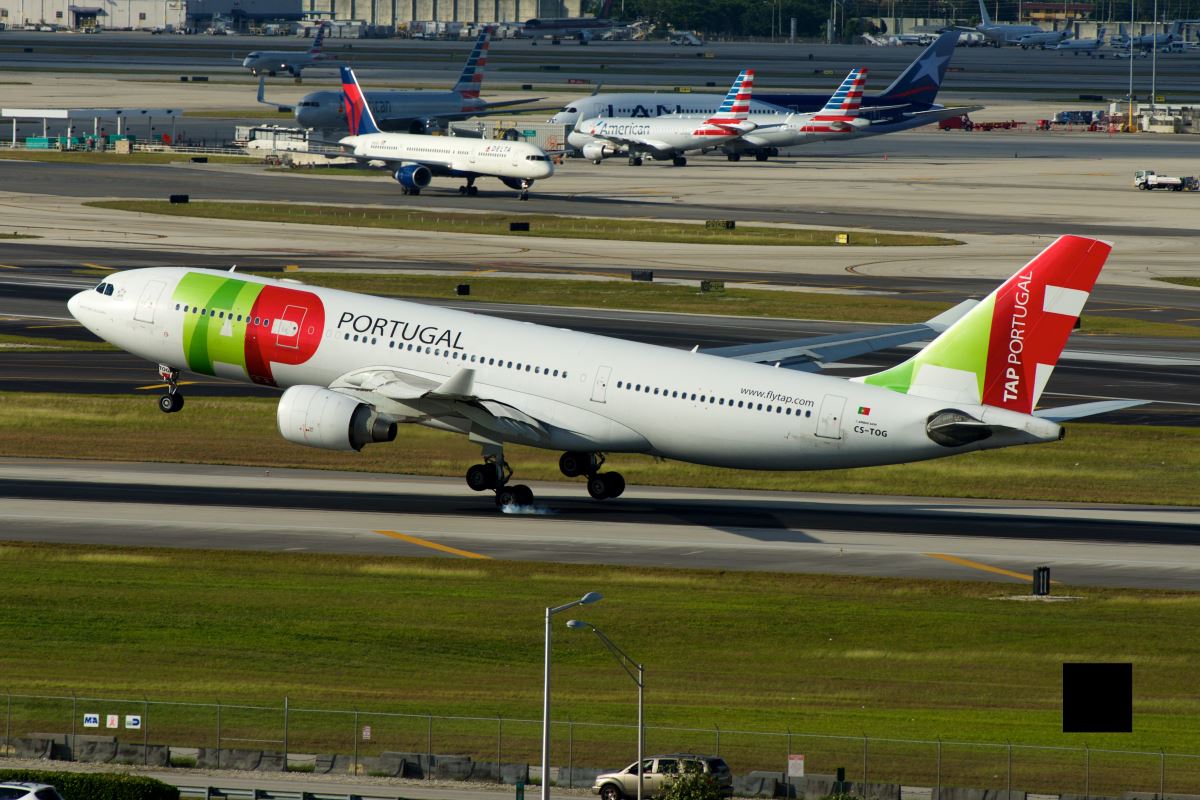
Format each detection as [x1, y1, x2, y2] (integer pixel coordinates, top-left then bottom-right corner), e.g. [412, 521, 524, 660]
[134, 280, 166, 324]
[273, 304, 307, 349]
[815, 394, 846, 439]
[590, 365, 612, 403]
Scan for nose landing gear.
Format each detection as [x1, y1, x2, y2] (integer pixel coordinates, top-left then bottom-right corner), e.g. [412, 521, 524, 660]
[157, 364, 184, 414]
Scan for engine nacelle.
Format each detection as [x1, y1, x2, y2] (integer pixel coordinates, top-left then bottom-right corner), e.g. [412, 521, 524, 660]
[277, 385, 397, 452]
[394, 164, 432, 190]
[581, 141, 617, 161]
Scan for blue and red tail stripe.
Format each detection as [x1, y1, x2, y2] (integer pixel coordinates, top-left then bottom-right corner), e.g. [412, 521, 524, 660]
[698, 69, 754, 133]
[809, 68, 867, 129]
[340, 66, 381, 136]
[454, 26, 494, 102]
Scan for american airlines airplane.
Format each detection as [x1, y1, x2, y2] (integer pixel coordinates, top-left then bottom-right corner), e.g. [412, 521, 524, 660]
[551, 33, 979, 160]
[242, 22, 335, 79]
[567, 70, 759, 166]
[67, 236, 1137, 509]
[334, 66, 553, 198]
[265, 26, 543, 134]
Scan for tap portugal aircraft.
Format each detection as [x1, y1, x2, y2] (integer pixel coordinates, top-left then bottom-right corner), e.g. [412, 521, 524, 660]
[68, 236, 1138, 510]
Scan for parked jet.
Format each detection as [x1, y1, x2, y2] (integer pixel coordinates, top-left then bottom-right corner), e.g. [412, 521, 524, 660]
[265, 26, 543, 134]
[1055, 26, 1106, 55]
[1017, 21, 1074, 48]
[970, 0, 1043, 46]
[333, 66, 552, 198]
[521, 0, 618, 41]
[551, 32, 976, 159]
[242, 22, 334, 78]
[1127, 20, 1182, 49]
[68, 236, 1140, 510]
[568, 69, 760, 166]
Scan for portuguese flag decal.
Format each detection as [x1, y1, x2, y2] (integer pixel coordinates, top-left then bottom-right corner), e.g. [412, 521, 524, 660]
[857, 406, 871, 415]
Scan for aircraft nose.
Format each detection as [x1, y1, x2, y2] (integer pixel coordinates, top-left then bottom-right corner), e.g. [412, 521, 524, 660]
[67, 289, 86, 322]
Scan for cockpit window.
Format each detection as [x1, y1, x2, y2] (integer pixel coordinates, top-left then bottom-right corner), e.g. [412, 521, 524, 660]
[526, 155, 548, 161]
[106, 284, 114, 295]
[95, 282, 114, 295]
[95, 282, 106, 293]
[298, 101, 319, 107]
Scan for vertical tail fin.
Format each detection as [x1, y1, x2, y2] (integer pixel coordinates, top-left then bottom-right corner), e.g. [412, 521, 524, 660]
[855, 236, 1112, 414]
[700, 69, 754, 128]
[977, 0, 993, 26]
[453, 25, 494, 102]
[878, 31, 959, 108]
[813, 67, 866, 121]
[340, 66, 381, 136]
[309, 21, 328, 54]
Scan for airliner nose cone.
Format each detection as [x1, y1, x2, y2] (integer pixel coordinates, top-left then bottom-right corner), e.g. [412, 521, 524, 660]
[67, 289, 85, 322]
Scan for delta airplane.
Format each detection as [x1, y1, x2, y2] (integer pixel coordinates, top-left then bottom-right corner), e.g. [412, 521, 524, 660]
[1055, 27, 1106, 55]
[970, 0, 1043, 46]
[568, 70, 761, 166]
[262, 27, 544, 133]
[242, 22, 335, 79]
[67, 236, 1141, 510]
[551, 33, 979, 160]
[333, 66, 552, 198]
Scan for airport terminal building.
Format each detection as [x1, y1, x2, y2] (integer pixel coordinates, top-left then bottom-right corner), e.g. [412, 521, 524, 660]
[0, 0, 577, 29]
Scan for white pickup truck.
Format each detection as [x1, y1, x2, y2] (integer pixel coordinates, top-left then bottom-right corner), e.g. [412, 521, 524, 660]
[1134, 169, 1199, 191]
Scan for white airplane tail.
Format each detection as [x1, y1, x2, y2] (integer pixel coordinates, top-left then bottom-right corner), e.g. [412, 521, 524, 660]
[978, 0, 993, 26]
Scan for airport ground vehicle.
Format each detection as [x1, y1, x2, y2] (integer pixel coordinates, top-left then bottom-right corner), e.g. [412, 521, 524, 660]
[592, 755, 733, 800]
[1134, 169, 1198, 190]
[939, 113, 975, 130]
[0, 783, 65, 800]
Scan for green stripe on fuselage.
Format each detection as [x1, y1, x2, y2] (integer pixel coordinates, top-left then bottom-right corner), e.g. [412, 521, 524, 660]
[173, 273, 264, 376]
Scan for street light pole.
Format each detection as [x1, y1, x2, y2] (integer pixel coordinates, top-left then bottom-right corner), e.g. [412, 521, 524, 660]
[567, 620, 645, 800]
[542, 592, 602, 800]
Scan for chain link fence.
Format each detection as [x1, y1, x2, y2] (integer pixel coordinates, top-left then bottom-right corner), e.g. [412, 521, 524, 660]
[3, 692, 1198, 796]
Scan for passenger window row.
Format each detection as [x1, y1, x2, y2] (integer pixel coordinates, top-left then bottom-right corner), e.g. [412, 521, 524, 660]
[342, 332, 568, 379]
[615, 379, 814, 417]
[175, 303, 274, 328]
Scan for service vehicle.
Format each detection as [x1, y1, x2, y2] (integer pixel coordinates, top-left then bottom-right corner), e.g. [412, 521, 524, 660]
[592, 754, 733, 800]
[1134, 169, 1198, 191]
[0, 783, 65, 800]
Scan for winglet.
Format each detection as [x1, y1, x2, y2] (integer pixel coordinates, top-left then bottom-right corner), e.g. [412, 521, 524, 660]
[340, 66, 381, 135]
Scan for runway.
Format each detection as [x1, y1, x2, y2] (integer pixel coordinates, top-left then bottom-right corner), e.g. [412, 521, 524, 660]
[3, 270, 1198, 425]
[1, 459, 1196, 589]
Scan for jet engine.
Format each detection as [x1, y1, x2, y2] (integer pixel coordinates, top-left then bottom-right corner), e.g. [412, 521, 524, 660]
[581, 142, 618, 162]
[277, 385, 397, 452]
[394, 164, 432, 190]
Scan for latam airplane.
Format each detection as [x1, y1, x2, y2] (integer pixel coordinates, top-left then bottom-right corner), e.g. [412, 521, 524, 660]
[334, 66, 553, 198]
[242, 22, 335, 79]
[267, 26, 543, 134]
[67, 237, 1137, 510]
[568, 70, 758, 166]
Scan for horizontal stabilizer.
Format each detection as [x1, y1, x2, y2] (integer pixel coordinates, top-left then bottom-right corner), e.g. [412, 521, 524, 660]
[1033, 399, 1149, 422]
[703, 300, 976, 369]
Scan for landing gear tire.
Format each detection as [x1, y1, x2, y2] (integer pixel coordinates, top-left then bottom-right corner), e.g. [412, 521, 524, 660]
[727, 153, 741, 162]
[602, 472, 625, 498]
[672, 156, 687, 167]
[520, 190, 529, 200]
[410, 187, 421, 196]
[592, 158, 603, 165]
[628, 156, 643, 166]
[466, 463, 496, 491]
[755, 153, 769, 162]
[468, 185, 479, 196]
[587, 474, 609, 500]
[559, 451, 591, 478]
[159, 393, 184, 414]
[496, 484, 534, 508]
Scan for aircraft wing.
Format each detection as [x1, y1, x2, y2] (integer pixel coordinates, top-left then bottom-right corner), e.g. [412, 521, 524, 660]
[701, 300, 976, 371]
[331, 366, 550, 441]
[256, 77, 295, 113]
[334, 151, 457, 170]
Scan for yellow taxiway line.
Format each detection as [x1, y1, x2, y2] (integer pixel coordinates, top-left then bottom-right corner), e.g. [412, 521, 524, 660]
[374, 530, 491, 560]
[924, 552, 1038, 582]
[134, 380, 198, 390]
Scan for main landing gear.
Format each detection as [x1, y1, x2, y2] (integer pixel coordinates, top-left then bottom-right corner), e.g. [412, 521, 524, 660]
[671, 156, 687, 167]
[465, 445, 534, 509]
[157, 363, 184, 414]
[458, 178, 480, 196]
[559, 451, 625, 500]
[627, 155, 644, 166]
[401, 186, 421, 196]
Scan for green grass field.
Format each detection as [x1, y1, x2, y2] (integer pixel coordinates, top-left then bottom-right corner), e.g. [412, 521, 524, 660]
[270, 272, 1200, 338]
[1157, 277, 1200, 288]
[1, 541, 1198, 795]
[86, 200, 960, 247]
[0, 393, 1194, 505]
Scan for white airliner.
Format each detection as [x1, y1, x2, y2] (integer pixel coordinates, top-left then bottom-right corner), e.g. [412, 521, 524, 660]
[1016, 21, 1074, 48]
[970, 0, 1043, 45]
[335, 66, 553, 199]
[568, 70, 759, 166]
[67, 236, 1139, 510]
[242, 22, 334, 78]
[1055, 27, 1106, 55]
